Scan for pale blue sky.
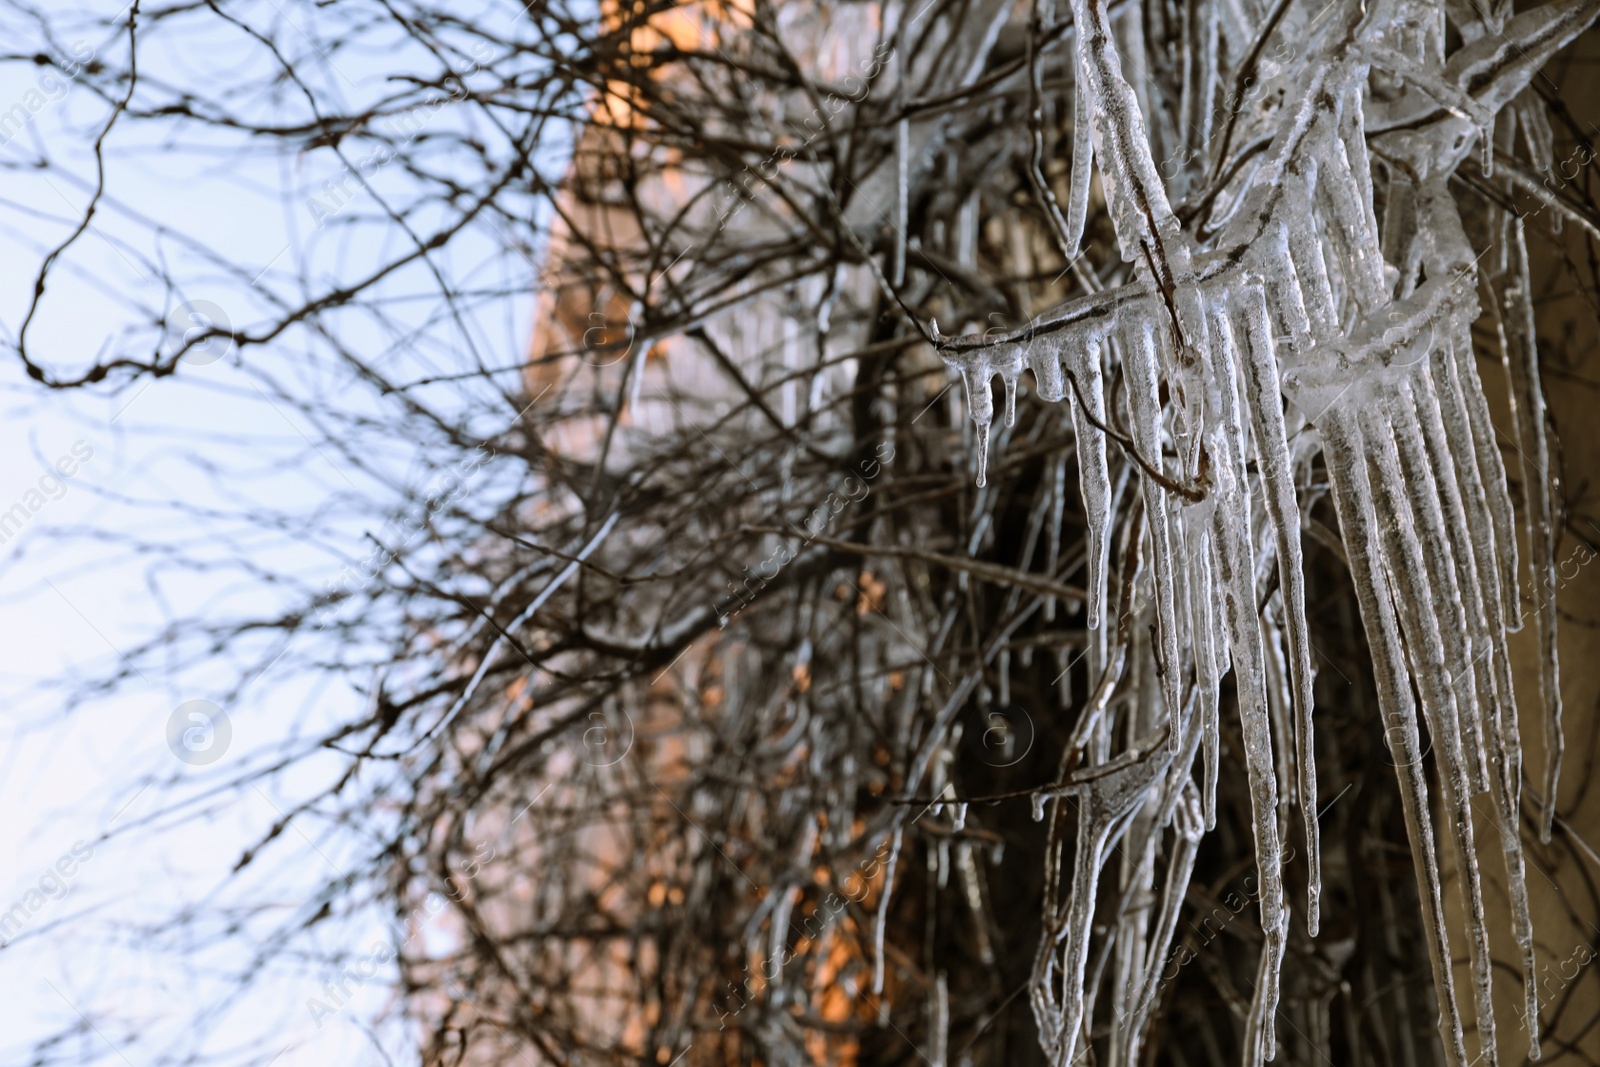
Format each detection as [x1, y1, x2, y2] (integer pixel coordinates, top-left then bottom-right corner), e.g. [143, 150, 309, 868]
[0, 2, 555, 1062]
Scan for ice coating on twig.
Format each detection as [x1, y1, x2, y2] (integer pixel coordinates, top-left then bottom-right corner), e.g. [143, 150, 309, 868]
[1031, 736, 1170, 1066]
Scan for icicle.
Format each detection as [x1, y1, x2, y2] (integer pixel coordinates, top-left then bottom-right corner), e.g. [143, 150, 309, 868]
[1517, 93, 1555, 175]
[1031, 793, 1047, 822]
[1065, 50, 1094, 258]
[999, 649, 1011, 708]
[1213, 502, 1285, 1066]
[1408, 359, 1505, 792]
[1450, 316, 1521, 622]
[1361, 404, 1500, 1067]
[1502, 218, 1563, 844]
[1434, 333, 1540, 1049]
[1430, 329, 1535, 1063]
[1387, 377, 1492, 796]
[1032, 338, 1066, 402]
[1183, 509, 1221, 832]
[1394, 177, 1520, 637]
[1319, 408, 1470, 1067]
[1202, 541, 1222, 831]
[958, 842, 994, 967]
[894, 52, 908, 288]
[1315, 122, 1388, 314]
[930, 972, 948, 1067]
[1243, 932, 1286, 1066]
[1207, 301, 1285, 1064]
[956, 344, 1027, 489]
[872, 827, 903, 997]
[1122, 316, 1184, 741]
[958, 361, 995, 426]
[1064, 333, 1114, 631]
[1194, 0, 1220, 168]
[1279, 183, 1339, 342]
[1235, 283, 1321, 934]
[1046, 452, 1068, 622]
[1337, 86, 1385, 290]
[1259, 222, 1316, 354]
[1157, 683, 1203, 832]
[969, 413, 993, 489]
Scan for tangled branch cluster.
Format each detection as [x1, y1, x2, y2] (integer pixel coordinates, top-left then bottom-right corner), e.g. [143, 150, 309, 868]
[9, 0, 1600, 1064]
